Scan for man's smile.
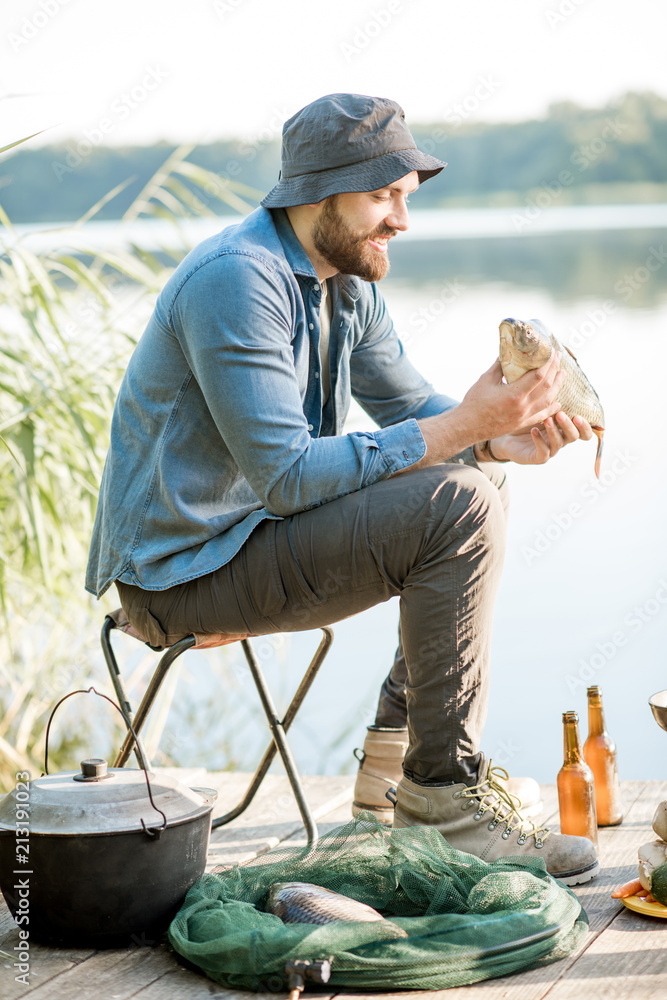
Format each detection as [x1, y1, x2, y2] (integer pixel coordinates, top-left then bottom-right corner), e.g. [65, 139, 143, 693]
[367, 227, 397, 254]
[368, 235, 391, 253]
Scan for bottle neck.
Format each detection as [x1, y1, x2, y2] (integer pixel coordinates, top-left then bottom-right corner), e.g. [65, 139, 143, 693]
[563, 716, 583, 765]
[587, 693, 606, 737]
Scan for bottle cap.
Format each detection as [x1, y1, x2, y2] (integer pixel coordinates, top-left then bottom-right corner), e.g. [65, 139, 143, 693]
[562, 710, 578, 722]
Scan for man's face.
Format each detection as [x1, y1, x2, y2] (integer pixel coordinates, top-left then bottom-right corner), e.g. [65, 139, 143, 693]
[311, 171, 418, 282]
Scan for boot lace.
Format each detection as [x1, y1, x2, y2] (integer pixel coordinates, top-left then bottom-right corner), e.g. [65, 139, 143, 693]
[455, 761, 551, 847]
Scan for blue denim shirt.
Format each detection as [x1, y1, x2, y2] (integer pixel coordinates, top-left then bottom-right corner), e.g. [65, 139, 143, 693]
[86, 207, 457, 598]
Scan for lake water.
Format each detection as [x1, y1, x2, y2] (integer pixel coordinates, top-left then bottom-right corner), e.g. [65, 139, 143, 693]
[10, 202, 667, 253]
[52, 207, 667, 786]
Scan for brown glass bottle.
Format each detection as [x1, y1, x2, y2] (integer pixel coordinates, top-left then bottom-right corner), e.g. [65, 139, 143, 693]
[557, 710, 598, 848]
[583, 685, 623, 826]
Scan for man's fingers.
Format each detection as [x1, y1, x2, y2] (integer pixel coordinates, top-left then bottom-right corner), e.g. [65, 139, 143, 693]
[518, 399, 562, 429]
[550, 412, 595, 443]
[543, 416, 565, 452]
[523, 350, 561, 393]
[510, 356, 564, 422]
[571, 415, 594, 441]
[530, 426, 550, 463]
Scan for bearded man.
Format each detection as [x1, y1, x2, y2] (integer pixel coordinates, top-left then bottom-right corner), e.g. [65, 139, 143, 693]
[87, 93, 599, 884]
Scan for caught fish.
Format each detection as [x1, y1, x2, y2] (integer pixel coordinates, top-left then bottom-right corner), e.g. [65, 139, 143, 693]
[266, 882, 385, 925]
[499, 317, 605, 477]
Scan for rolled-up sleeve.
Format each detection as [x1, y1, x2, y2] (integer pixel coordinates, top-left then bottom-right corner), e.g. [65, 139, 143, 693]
[171, 254, 425, 517]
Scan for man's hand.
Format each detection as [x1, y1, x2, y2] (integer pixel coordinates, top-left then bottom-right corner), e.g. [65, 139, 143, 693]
[485, 412, 594, 465]
[456, 353, 565, 441]
[413, 352, 566, 470]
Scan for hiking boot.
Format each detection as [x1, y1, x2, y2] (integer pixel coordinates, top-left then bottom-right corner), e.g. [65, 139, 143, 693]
[352, 727, 543, 823]
[393, 755, 599, 886]
[352, 727, 410, 823]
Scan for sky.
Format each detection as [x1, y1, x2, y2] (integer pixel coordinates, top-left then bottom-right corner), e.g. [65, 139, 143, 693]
[0, 0, 664, 151]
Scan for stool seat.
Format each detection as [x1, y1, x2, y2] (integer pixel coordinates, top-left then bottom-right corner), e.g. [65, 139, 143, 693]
[101, 608, 333, 844]
[107, 607, 251, 649]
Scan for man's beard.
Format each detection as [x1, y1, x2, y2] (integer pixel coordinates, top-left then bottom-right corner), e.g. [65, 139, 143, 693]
[311, 195, 395, 282]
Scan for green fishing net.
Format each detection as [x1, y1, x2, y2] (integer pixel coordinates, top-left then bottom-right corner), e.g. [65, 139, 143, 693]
[168, 814, 587, 991]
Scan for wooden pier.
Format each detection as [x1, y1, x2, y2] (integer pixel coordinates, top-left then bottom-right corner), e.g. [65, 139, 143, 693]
[2, 774, 667, 999]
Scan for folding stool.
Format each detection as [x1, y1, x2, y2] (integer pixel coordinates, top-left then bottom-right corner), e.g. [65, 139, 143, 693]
[101, 608, 333, 844]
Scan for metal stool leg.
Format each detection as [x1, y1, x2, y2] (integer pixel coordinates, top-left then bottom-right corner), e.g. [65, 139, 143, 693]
[211, 628, 333, 843]
[112, 636, 196, 767]
[101, 620, 333, 844]
[100, 617, 173, 769]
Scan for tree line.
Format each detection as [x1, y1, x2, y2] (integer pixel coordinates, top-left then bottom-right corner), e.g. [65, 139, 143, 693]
[2, 91, 666, 223]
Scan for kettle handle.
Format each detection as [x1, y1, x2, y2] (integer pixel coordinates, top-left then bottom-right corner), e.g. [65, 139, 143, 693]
[44, 686, 168, 837]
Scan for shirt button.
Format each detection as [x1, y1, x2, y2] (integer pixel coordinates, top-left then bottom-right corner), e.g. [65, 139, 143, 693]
[309, 323, 314, 330]
[314, 372, 319, 379]
[307, 423, 314, 431]
[312, 283, 319, 291]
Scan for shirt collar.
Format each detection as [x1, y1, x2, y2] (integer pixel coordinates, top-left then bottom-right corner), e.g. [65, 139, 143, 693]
[269, 208, 363, 301]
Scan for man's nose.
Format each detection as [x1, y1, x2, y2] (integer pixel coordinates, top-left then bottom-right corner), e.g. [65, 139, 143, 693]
[386, 199, 410, 232]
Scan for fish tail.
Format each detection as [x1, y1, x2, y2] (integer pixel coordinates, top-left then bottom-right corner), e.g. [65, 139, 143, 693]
[592, 427, 604, 479]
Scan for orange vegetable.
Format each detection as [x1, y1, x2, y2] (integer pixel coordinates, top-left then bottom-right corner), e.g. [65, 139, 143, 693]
[611, 878, 644, 898]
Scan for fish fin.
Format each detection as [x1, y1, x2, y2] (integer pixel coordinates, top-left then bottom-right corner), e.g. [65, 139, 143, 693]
[591, 426, 604, 479]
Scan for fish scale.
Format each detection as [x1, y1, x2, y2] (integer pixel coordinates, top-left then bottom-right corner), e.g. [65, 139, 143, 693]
[498, 317, 605, 477]
[266, 881, 386, 925]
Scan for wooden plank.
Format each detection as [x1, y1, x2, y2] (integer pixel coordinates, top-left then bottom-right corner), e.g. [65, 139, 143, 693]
[0, 942, 172, 1000]
[551, 781, 663, 936]
[204, 772, 354, 868]
[543, 905, 667, 999]
[538, 779, 667, 999]
[0, 923, 96, 999]
[539, 783, 560, 825]
[134, 965, 334, 1000]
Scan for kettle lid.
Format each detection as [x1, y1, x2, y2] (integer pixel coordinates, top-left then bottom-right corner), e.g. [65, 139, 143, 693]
[0, 762, 215, 835]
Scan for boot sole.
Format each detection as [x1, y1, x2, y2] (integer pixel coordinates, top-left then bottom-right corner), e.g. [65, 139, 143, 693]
[552, 860, 600, 886]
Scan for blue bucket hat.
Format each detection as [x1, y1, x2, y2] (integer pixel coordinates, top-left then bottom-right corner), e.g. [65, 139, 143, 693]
[261, 93, 446, 208]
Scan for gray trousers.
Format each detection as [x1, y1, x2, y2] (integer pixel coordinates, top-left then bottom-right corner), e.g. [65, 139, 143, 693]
[117, 459, 509, 785]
